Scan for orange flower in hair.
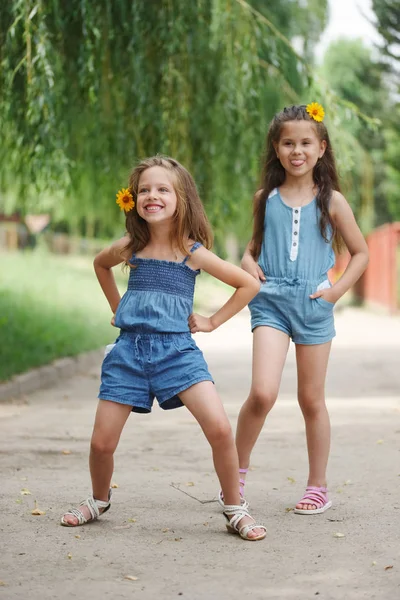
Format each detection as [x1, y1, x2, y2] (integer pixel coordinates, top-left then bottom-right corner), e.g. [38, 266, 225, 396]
[306, 102, 325, 122]
[116, 188, 135, 212]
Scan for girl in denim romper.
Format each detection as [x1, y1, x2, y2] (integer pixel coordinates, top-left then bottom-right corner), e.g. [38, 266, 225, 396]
[233, 105, 368, 514]
[61, 156, 266, 541]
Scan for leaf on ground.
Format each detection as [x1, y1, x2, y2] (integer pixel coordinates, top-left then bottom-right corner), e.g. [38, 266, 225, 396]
[31, 507, 46, 516]
[0, 581, 7, 586]
[15, 499, 22, 504]
[162, 528, 170, 533]
[336, 488, 344, 494]
[128, 518, 136, 523]
[20, 488, 31, 495]
[67, 553, 72, 559]
[111, 482, 119, 488]
[124, 575, 138, 581]
[333, 532, 345, 538]
[185, 482, 195, 487]
[150, 467, 160, 471]
[376, 439, 384, 444]
[343, 480, 352, 486]
[285, 507, 294, 512]
[287, 477, 296, 484]
[174, 537, 182, 542]
[372, 561, 377, 566]
[203, 522, 209, 526]
[31, 500, 45, 515]
[61, 450, 71, 455]
[384, 565, 393, 571]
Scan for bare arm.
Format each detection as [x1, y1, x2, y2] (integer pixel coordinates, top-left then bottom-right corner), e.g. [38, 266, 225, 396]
[241, 242, 266, 282]
[93, 235, 130, 314]
[187, 246, 261, 333]
[310, 191, 369, 303]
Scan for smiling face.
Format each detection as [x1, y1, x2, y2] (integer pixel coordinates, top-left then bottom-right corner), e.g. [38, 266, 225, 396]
[136, 166, 178, 225]
[274, 120, 326, 179]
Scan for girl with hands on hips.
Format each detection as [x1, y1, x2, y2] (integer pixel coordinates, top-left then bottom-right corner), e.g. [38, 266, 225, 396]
[61, 155, 266, 541]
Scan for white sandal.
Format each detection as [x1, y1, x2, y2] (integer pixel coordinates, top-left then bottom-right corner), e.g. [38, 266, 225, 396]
[60, 490, 112, 527]
[223, 504, 267, 541]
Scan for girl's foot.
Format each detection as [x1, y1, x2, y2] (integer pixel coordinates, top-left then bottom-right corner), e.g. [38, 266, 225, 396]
[60, 491, 111, 526]
[218, 467, 249, 509]
[223, 505, 267, 541]
[294, 486, 332, 515]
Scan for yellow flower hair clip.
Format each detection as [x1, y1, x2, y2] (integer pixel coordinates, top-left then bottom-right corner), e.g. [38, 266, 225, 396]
[116, 188, 135, 212]
[306, 102, 325, 122]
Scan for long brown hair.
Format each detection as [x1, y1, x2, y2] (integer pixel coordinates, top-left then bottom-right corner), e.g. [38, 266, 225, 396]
[123, 156, 213, 259]
[251, 105, 342, 259]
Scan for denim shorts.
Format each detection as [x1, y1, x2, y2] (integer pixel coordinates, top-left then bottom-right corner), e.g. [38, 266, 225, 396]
[249, 276, 336, 345]
[98, 331, 213, 413]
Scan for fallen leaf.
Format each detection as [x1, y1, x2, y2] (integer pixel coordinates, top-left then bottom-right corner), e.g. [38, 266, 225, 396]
[111, 482, 119, 488]
[20, 477, 27, 481]
[31, 500, 45, 516]
[0, 581, 7, 586]
[372, 561, 377, 566]
[174, 538, 182, 541]
[287, 477, 296, 484]
[285, 507, 294, 512]
[162, 528, 170, 533]
[15, 499, 22, 504]
[67, 553, 72, 559]
[343, 480, 352, 486]
[31, 507, 46, 516]
[20, 488, 31, 496]
[150, 467, 160, 472]
[128, 518, 136, 523]
[336, 488, 344, 494]
[185, 482, 195, 487]
[75, 535, 81, 539]
[376, 440, 384, 445]
[384, 565, 393, 571]
[333, 532, 345, 538]
[124, 575, 138, 581]
[203, 522, 209, 526]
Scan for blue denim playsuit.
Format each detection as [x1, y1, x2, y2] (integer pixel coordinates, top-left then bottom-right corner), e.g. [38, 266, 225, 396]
[249, 188, 336, 344]
[99, 242, 213, 412]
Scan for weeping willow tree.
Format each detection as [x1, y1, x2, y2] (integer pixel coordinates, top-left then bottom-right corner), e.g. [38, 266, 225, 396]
[1, 0, 332, 242]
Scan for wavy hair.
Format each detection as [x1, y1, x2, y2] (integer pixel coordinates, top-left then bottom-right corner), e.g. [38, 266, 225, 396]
[123, 156, 213, 259]
[251, 105, 342, 259]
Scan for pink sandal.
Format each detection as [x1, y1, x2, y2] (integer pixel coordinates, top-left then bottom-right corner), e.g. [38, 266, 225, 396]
[293, 486, 332, 515]
[218, 468, 249, 509]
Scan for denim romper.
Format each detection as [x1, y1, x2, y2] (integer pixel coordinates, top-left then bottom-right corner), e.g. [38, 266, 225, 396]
[249, 188, 336, 344]
[99, 242, 213, 412]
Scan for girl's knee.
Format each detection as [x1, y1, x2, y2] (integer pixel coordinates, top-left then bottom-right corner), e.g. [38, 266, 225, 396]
[207, 420, 233, 447]
[298, 389, 326, 418]
[90, 434, 118, 456]
[249, 388, 278, 416]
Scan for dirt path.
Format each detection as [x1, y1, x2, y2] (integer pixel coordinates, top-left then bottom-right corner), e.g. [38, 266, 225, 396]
[1, 307, 399, 599]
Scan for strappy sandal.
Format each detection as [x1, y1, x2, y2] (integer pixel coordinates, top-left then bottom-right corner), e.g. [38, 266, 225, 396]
[223, 504, 267, 541]
[293, 486, 332, 515]
[60, 490, 112, 527]
[218, 467, 249, 509]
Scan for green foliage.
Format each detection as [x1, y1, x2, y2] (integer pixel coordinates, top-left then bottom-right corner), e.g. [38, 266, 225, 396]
[0, 0, 328, 243]
[321, 38, 400, 228]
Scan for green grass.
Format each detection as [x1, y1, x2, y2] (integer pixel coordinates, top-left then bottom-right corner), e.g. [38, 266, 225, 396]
[0, 250, 231, 381]
[0, 250, 128, 381]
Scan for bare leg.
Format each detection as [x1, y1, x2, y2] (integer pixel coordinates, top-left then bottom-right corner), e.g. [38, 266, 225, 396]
[179, 381, 265, 539]
[295, 342, 332, 510]
[236, 326, 290, 481]
[62, 399, 132, 525]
